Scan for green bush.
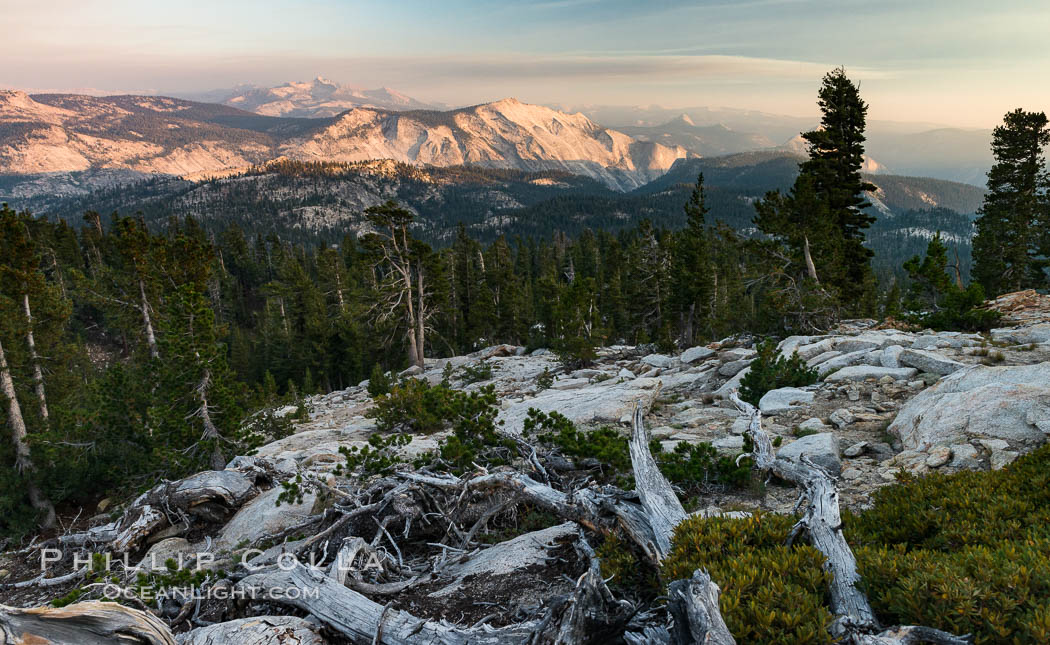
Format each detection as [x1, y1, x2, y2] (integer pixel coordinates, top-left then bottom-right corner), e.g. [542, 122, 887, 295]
[433, 385, 515, 473]
[664, 512, 834, 644]
[524, 409, 631, 477]
[523, 409, 750, 495]
[555, 335, 597, 370]
[459, 360, 494, 384]
[597, 532, 660, 594]
[738, 339, 818, 406]
[535, 366, 554, 391]
[845, 445, 1050, 643]
[368, 378, 455, 435]
[337, 432, 412, 477]
[655, 440, 752, 496]
[368, 378, 512, 473]
[659, 446, 1050, 644]
[367, 363, 391, 398]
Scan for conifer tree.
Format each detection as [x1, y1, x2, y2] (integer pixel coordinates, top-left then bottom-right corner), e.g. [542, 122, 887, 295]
[362, 201, 432, 368]
[671, 174, 714, 344]
[801, 67, 877, 306]
[755, 67, 876, 319]
[972, 108, 1050, 294]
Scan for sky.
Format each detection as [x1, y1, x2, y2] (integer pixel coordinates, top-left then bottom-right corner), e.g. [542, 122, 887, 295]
[3, 0, 1049, 128]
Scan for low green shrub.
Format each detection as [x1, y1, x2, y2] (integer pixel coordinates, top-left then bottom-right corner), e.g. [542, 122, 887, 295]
[535, 366, 554, 391]
[555, 335, 598, 370]
[368, 379, 513, 473]
[846, 445, 1050, 644]
[523, 409, 750, 495]
[660, 446, 1050, 644]
[663, 512, 834, 644]
[656, 440, 752, 496]
[597, 532, 660, 594]
[368, 378, 457, 435]
[738, 339, 818, 407]
[459, 360, 494, 384]
[524, 409, 631, 478]
[336, 432, 412, 477]
[367, 363, 392, 398]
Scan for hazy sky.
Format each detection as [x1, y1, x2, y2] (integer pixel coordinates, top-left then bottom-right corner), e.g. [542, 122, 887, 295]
[4, 0, 1049, 127]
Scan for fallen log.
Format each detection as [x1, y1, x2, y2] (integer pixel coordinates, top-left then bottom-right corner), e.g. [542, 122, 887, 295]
[666, 570, 736, 645]
[627, 404, 686, 560]
[623, 403, 737, 645]
[0, 601, 175, 644]
[176, 615, 324, 645]
[730, 392, 972, 645]
[239, 560, 542, 644]
[59, 470, 258, 555]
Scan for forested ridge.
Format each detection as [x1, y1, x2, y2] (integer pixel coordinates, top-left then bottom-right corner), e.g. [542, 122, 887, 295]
[17, 153, 984, 282]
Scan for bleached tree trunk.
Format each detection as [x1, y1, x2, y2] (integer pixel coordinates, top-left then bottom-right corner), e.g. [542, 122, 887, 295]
[334, 270, 347, 314]
[951, 247, 965, 290]
[0, 601, 175, 645]
[803, 235, 820, 283]
[0, 337, 55, 529]
[140, 279, 160, 359]
[196, 369, 227, 471]
[682, 302, 696, 347]
[47, 247, 67, 300]
[415, 263, 426, 367]
[627, 405, 686, 559]
[405, 297, 420, 369]
[730, 393, 972, 645]
[22, 293, 48, 423]
[277, 296, 290, 335]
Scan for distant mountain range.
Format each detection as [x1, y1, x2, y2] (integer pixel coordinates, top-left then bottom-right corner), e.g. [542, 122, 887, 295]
[618, 114, 776, 157]
[0, 90, 688, 193]
[184, 77, 445, 117]
[560, 103, 993, 186]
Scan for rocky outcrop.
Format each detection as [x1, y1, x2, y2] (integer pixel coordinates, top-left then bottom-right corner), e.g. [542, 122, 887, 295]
[824, 365, 918, 382]
[898, 348, 966, 375]
[777, 432, 841, 475]
[991, 323, 1050, 345]
[499, 376, 664, 435]
[758, 387, 815, 414]
[215, 485, 319, 549]
[889, 362, 1050, 452]
[4, 318, 1045, 644]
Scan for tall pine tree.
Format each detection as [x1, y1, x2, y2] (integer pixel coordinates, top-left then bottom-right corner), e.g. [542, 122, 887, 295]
[972, 109, 1050, 294]
[671, 174, 714, 344]
[755, 67, 876, 317]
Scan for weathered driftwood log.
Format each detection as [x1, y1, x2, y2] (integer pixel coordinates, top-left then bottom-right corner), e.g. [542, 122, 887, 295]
[239, 560, 540, 644]
[402, 463, 670, 564]
[526, 532, 634, 644]
[0, 601, 175, 644]
[0, 565, 88, 591]
[406, 404, 737, 645]
[60, 470, 258, 554]
[624, 403, 737, 645]
[627, 405, 686, 560]
[241, 530, 631, 645]
[176, 616, 324, 645]
[730, 392, 972, 645]
[666, 570, 736, 645]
